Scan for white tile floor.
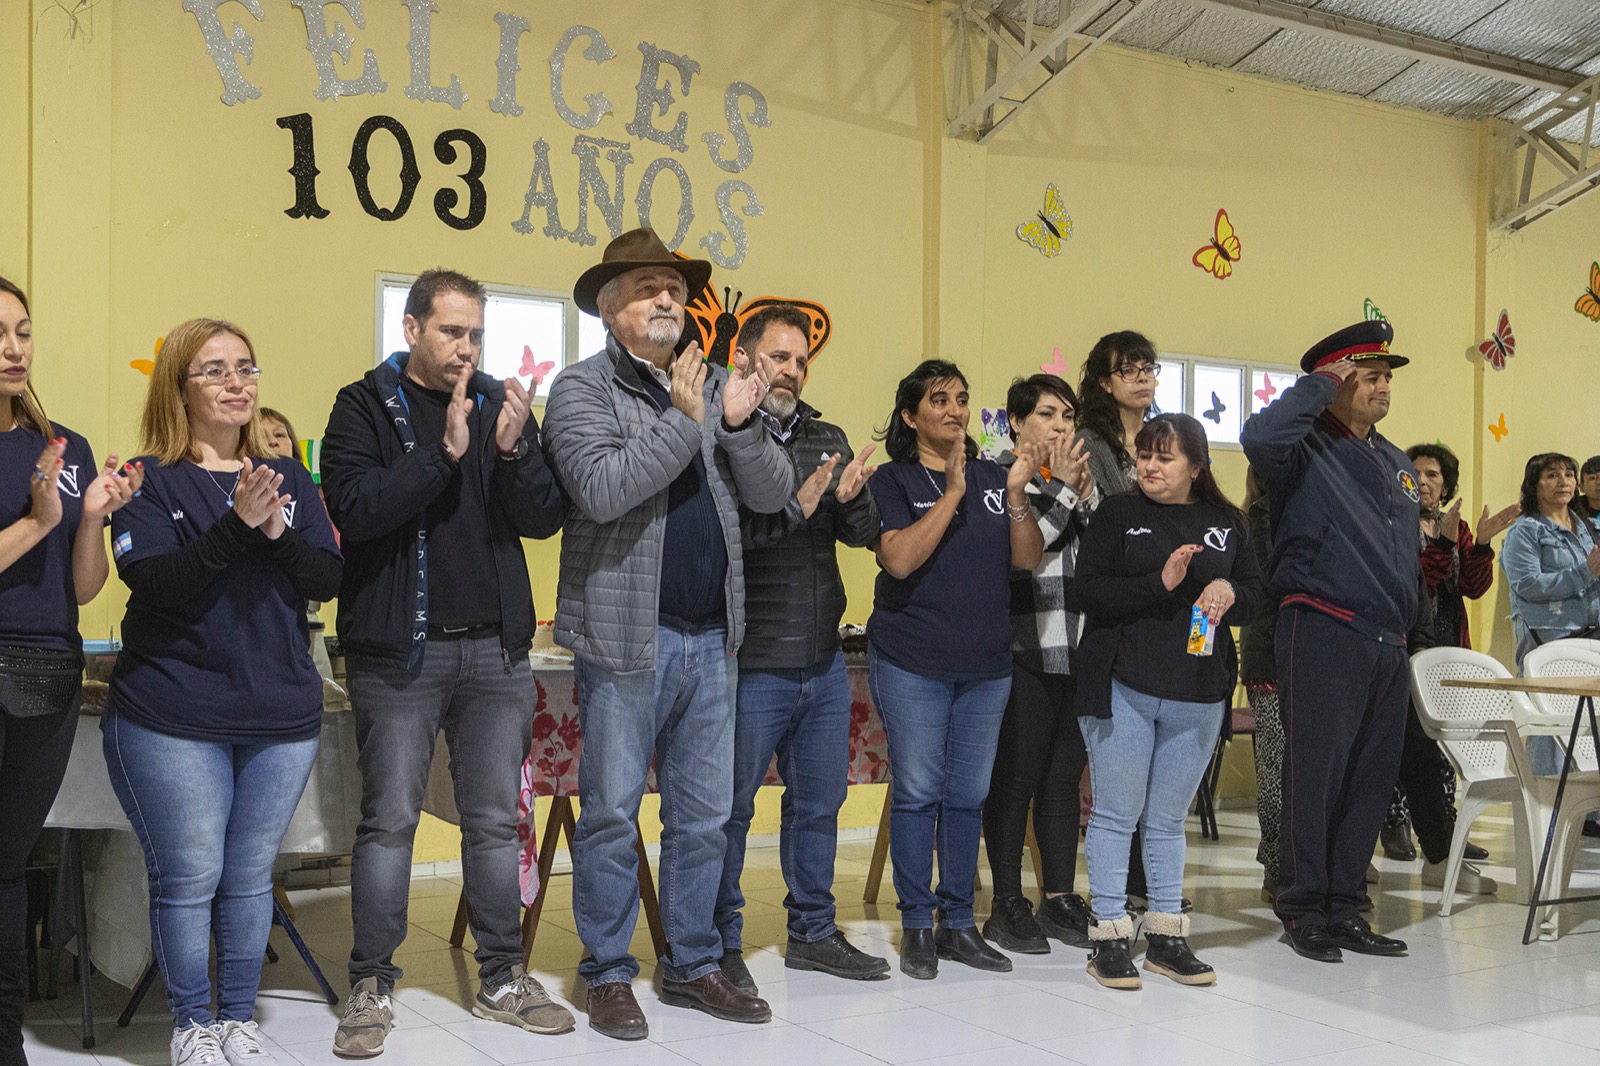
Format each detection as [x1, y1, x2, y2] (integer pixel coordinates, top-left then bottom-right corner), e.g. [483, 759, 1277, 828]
[21, 806, 1600, 1066]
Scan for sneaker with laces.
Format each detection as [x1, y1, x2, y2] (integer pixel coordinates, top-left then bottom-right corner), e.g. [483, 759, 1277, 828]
[1421, 858, 1498, 896]
[982, 894, 1049, 954]
[171, 1022, 228, 1066]
[332, 977, 393, 1059]
[215, 1020, 279, 1066]
[473, 964, 575, 1034]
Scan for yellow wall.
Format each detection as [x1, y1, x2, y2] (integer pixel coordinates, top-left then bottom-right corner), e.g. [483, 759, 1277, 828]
[10, 1, 1588, 856]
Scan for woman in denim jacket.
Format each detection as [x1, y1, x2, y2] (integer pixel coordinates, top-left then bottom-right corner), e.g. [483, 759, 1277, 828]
[1500, 451, 1600, 667]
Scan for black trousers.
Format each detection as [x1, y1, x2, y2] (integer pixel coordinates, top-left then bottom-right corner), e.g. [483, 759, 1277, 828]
[1395, 700, 1458, 864]
[1274, 607, 1409, 930]
[982, 665, 1086, 899]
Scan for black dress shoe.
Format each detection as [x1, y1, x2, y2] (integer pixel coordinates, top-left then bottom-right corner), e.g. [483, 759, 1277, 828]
[1327, 917, 1407, 956]
[1380, 822, 1417, 861]
[982, 895, 1050, 954]
[718, 950, 758, 996]
[1463, 841, 1491, 860]
[1284, 925, 1343, 963]
[900, 928, 937, 980]
[934, 925, 1013, 972]
[785, 931, 890, 980]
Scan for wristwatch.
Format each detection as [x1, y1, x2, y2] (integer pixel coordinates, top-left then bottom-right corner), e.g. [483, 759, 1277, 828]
[497, 437, 531, 462]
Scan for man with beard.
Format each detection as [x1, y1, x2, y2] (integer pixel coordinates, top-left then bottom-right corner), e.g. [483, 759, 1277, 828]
[542, 229, 795, 1040]
[1241, 319, 1419, 965]
[711, 304, 889, 996]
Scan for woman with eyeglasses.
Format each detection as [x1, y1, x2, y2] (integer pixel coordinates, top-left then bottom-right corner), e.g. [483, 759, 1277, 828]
[1074, 330, 1167, 910]
[104, 319, 341, 1066]
[0, 276, 141, 1066]
[868, 359, 1045, 980]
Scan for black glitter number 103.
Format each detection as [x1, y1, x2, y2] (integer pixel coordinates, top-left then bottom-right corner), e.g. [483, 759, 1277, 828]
[275, 113, 488, 230]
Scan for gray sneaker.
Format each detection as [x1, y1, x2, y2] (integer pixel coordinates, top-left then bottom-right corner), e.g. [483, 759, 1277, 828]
[473, 964, 575, 1034]
[215, 1020, 280, 1066]
[332, 978, 392, 1059]
[171, 1022, 228, 1066]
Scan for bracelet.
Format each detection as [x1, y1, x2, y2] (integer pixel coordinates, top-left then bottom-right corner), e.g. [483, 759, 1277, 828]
[1006, 501, 1029, 523]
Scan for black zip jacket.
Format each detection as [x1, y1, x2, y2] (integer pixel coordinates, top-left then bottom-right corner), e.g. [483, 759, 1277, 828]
[321, 352, 564, 665]
[738, 403, 879, 670]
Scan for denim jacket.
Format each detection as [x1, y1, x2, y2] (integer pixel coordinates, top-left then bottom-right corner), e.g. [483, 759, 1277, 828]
[1499, 512, 1600, 664]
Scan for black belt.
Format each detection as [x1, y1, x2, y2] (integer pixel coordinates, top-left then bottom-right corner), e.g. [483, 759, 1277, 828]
[427, 623, 501, 640]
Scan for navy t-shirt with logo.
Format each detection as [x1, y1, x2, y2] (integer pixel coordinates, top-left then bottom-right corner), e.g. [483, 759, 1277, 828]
[867, 456, 1014, 681]
[107, 457, 340, 743]
[0, 424, 95, 652]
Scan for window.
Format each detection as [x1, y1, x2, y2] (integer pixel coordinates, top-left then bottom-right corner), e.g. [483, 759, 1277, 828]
[1152, 354, 1299, 449]
[375, 274, 608, 401]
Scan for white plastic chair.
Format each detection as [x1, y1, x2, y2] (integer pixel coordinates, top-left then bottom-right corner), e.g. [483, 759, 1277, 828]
[1410, 647, 1600, 930]
[1522, 639, 1600, 773]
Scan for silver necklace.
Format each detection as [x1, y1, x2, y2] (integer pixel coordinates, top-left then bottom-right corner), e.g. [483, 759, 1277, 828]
[201, 465, 242, 507]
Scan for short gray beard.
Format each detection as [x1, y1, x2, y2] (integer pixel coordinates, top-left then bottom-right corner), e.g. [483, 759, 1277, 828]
[645, 316, 682, 347]
[760, 389, 798, 421]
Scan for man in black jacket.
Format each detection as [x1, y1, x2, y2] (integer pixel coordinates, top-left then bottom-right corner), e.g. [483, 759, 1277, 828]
[710, 304, 889, 994]
[320, 269, 569, 1057]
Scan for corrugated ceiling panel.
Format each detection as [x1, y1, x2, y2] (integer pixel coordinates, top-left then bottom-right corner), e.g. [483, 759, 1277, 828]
[994, 0, 1066, 30]
[1367, 63, 1534, 118]
[1447, 0, 1600, 71]
[1141, 7, 1280, 66]
[1094, 0, 1212, 51]
[1281, 0, 1506, 41]
[1232, 26, 1416, 96]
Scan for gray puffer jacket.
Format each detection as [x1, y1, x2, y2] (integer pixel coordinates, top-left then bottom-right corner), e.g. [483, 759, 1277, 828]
[542, 335, 795, 672]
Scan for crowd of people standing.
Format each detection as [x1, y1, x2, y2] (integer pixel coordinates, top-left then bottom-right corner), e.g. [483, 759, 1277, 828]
[4, 230, 1599, 1066]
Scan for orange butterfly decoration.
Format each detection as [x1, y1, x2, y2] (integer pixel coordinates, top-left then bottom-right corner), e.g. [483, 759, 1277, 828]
[1192, 209, 1242, 280]
[673, 252, 832, 370]
[130, 337, 162, 375]
[1488, 412, 1509, 443]
[1576, 261, 1600, 321]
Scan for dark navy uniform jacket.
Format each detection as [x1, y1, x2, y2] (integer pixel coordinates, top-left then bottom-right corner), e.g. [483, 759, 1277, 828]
[1240, 372, 1420, 645]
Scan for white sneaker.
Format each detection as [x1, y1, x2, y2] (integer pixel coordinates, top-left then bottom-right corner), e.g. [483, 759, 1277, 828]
[216, 1020, 280, 1065]
[1422, 858, 1498, 896]
[171, 1022, 228, 1066]
[1366, 862, 1379, 884]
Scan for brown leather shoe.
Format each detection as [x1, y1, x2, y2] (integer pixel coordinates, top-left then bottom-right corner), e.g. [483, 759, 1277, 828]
[659, 970, 771, 1023]
[586, 981, 648, 1041]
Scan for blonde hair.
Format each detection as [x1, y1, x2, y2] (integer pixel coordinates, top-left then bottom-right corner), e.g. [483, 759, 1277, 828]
[140, 318, 274, 465]
[0, 275, 51, 436]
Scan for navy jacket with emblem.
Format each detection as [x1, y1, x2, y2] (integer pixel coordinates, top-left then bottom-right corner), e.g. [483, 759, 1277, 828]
[1240, 372, 1420, 642]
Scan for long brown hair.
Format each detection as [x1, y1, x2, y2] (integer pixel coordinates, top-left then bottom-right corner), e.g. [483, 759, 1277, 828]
[140, 318, 273, 465]
[1134, 413, 1243, 524]
[0, 275, 53, 435]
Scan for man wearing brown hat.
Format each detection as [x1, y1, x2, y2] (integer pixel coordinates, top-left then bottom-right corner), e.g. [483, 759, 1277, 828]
[1241, 319, 1419, 965]
[543, 228, 794, 1039]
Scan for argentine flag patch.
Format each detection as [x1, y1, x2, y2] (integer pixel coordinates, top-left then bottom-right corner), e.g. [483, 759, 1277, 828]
[113, 532, 133, 560]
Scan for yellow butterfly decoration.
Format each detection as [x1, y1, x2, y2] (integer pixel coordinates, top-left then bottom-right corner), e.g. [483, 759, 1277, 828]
[1576, 261, 1600, 322]
[1016, 183, 1073, 258]
[1488, 412, 1509, 443]
[1192, 208, 1242, 280]
[130, 337, 162, 375]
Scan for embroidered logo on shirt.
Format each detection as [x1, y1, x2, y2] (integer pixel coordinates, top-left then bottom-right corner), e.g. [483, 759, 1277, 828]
[171, 511, 184, 521]
[1125, 527, 1153, 536]
[1397, 469, 1421, 503]
[113, 532, 133, 560]
[281, 500, 298, 528]
[57, 465, 81, 499]
[983, 489, 1005, 515]
[1204, 526, 1232, 551]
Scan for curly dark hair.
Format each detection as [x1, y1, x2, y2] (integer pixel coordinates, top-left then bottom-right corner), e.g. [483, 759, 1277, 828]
[876, 359, 977, 463]
[1518, 452, 1578, 517]
[1406, 443, 1460, 505]
[1076, 330, 1157, 467]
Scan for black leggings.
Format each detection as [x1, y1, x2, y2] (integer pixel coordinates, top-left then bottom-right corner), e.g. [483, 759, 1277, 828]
[983, 665, 1087, 899]
[1391, 700, 1458, 864]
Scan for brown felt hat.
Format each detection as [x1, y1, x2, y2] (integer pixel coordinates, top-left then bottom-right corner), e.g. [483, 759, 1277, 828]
[572, 228, 712, 317]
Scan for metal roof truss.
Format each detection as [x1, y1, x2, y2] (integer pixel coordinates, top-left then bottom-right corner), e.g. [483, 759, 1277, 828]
[1496, 71, 1600, 232]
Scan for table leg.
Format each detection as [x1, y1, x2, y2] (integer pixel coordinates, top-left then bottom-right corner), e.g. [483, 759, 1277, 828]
[521, 797, 572, 965]
[864, 789, 892, 904]
[273, 896, 339, 1005]
[118, 962, 160, 1027]
[65, 830, 95, 1049]
[1522, 694, 1600, 944]
[448, 891, 470, 949]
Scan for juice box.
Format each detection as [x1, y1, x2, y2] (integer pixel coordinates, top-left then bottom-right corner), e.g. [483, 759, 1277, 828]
[1186, 605, 1216, 657]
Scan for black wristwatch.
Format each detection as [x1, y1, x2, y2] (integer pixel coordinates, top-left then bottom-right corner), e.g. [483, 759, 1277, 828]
[497, 437, 531, 462]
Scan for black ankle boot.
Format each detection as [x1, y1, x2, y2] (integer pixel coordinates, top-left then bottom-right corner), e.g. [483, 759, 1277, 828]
[899, 928, 937, 980]
[933, 925, 1012, 972]
[1086, 917, 1141, 990]
[1142, 912, 1215, 986]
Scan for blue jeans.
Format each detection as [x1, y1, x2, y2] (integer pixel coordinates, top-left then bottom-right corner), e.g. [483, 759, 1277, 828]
[346, 635, 533, 993]
[102, 713, 317, 1028]
[716, 653, 851, 949]
[573, 627, 735, 986]
[868, 651, 1010, 929]
[1081, 680, 1222, 921]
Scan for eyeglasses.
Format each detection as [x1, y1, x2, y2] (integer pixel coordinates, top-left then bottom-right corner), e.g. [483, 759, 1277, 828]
[187, 365, 262, 386]
[1112, 362, 1161, 382]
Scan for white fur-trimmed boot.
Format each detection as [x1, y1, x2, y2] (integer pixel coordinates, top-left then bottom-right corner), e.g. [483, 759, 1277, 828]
[1142, 911, 1215, 986]
[1086, 915, 1141, 990]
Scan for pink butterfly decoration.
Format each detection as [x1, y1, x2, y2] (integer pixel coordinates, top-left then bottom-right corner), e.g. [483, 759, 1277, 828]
[1478, 309, 1515, 371]
[1040, 346, 1070, 377]
[521, 345, 557, 386]
[1253, 372, 1278, 406]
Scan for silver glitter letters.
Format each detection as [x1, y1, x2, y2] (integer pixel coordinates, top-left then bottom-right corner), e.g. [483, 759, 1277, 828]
[401, 0, 467, 110]
[699, 179, 762, 269]
[634, 156, 693, 251]
[488, 12, 530, 118]
[702, 81, 768, 174]
[511, 137, 577, 242]
[626, 42, 699, 153]
[570, 135, 633, 245]
[183, 0, 266, 106]
[289, 0, 386, 101]
[550, 25, 617, 130]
